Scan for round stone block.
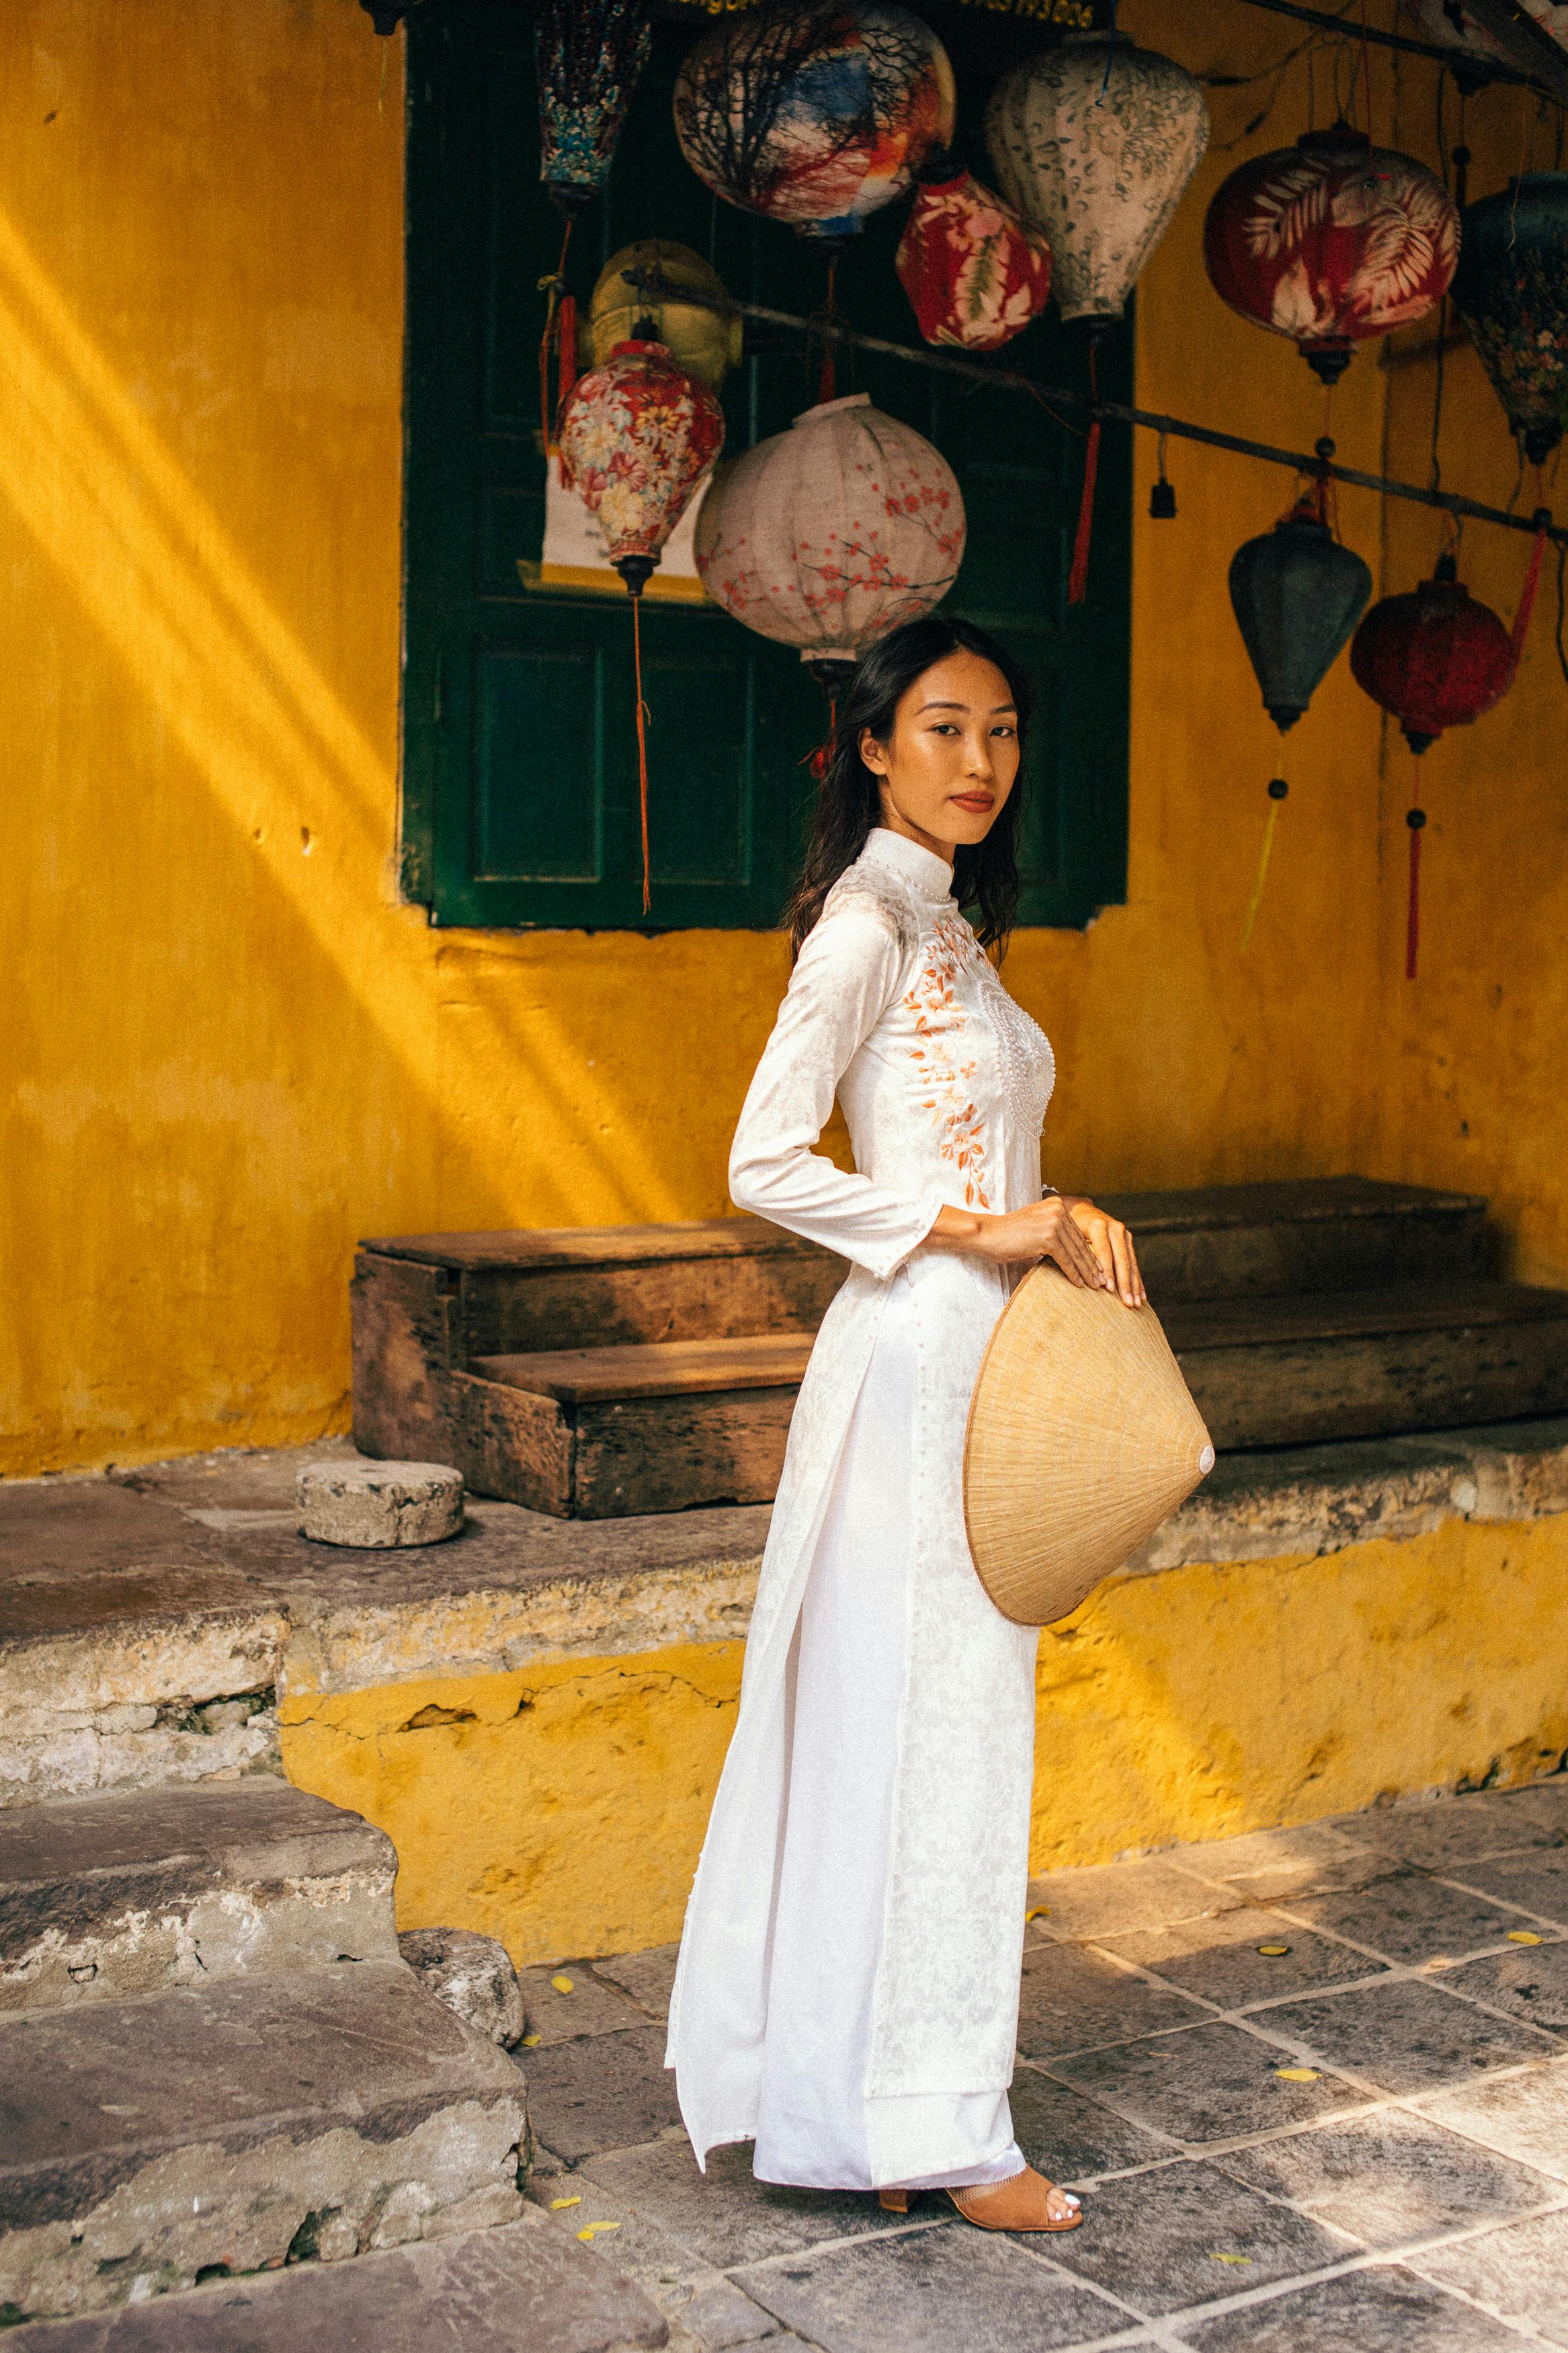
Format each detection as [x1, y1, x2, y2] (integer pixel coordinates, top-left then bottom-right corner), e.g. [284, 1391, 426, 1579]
[297, 1460, 464, 1550]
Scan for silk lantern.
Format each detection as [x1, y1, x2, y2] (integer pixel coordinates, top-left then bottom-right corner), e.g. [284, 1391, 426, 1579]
[895, 153, 1053, 352]
[535, 0, 656, 218]
[984, 34, 1209, 330]
[673, 2, 954, 244]
[694, 391, 965, 688]
[1451, 174, 1568, 467]
[1204, 124, 1459, 387]
[1350, 544, 1544, 978]
[557, 337, 726, 911]
[1228, 485, 1372, 948]
[985, 32, 1206, 602]
[588, 241, 743, 391]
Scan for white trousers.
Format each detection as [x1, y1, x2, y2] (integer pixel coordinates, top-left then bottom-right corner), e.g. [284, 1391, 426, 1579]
[751, 1273, 1026, 2193]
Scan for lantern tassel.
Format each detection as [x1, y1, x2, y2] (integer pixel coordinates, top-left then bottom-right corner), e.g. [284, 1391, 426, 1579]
[538, 218, 575, 454]
[1241, 778, 1288, 952]
[1067, 420, 1100, 607]
[633, 590, 651, 916]
[1405, 806, 1424, 981]
[1510, 508, 1550, 662]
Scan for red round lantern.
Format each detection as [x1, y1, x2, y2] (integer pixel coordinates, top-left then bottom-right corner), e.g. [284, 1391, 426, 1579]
[895, 155, 1052, 353]
[1350, 555, 1515, 753]
[1204, 123, 1458, 385]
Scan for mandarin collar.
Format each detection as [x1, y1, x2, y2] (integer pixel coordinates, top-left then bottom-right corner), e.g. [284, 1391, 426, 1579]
[859, 826, 955, 906]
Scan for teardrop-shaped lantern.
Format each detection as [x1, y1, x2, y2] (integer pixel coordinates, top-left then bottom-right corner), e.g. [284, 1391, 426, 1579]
[984, 33, 1209, 331]
[673, 3, 955, 243]
[694, 391, 965, 686]
[557, 337, 725, 592]
[536, 0, 657, 218]
[587, 241, 743, 392]
[1229, 499, 1373, 730]
[895, 152, 1053, 352]
[1451, 174, 1568, 467]
[1350, 555, 1517, 754]
[1204, 124, 1459, 386]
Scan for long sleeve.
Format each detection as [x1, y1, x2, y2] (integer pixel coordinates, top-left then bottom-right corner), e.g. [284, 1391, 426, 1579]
[729, 906, 944, 1281]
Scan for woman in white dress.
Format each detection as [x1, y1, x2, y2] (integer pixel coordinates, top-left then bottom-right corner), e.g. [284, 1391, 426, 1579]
[666, 615, 1144, 2234]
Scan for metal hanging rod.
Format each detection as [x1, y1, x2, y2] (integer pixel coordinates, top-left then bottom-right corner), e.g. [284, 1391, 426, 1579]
[1232, 0, 1559, 96]
[624, 270, 1565, 548]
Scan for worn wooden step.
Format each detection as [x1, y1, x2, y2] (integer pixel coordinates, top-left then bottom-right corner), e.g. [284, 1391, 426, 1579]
[1098, 1176, 1488, 1302]
[1168, 1281, 1568, 1449]
[0, 1964, 527, 2322]
[456, 1281, 1568, 1515]
[0, 1779, 400, 2018]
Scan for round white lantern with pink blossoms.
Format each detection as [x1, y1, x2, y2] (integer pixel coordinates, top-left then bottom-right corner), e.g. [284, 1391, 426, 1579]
[694, 393, 966, 687]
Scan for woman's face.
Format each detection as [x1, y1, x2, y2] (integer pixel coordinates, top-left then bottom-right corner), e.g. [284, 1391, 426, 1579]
[858, 650, 1021, 859]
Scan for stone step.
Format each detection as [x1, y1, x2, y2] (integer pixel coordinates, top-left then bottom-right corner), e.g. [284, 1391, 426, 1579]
[0, 2210, 666, 2352]
[0, 1778, 399, 2016]
[1096, 1175, 1489, 1302]
[0, 1962, 528, 2324]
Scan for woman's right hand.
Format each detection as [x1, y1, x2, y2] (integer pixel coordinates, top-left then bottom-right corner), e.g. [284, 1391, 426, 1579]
[928, 1195, 1110, 1291]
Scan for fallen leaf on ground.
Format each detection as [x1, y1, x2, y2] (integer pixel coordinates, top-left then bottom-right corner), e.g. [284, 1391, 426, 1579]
[552, 1973, 575, 1992]
[1274, 2066, 1319, 2081]
[578, 2222, 621, 2242]
[522, 2032, 542, 2047]
[1026, 1907, 1048, 1920]
[1508, 1931, 1544, 1946]
[1209, 2252, 1252, 2266]
[1256, 1944, 1290, 1957]
[550, 2196, 581, 2211]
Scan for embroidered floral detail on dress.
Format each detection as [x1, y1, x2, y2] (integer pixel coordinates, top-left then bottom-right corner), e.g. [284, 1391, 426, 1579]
[905, 915, 991, 1207]
[978, 961, 1055, 1140]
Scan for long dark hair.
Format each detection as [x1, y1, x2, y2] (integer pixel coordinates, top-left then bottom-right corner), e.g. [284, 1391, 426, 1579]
[783, 614, 1034, 961]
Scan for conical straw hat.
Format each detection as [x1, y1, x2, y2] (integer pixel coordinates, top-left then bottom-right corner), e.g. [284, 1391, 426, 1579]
[964, 1266, 1215, 1628]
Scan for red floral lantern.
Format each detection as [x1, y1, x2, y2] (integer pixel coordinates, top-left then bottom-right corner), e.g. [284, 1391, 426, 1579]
[557, 337, 725, 910]
[895, 153, 1052, 352]
[1204, 123, 1459, 385]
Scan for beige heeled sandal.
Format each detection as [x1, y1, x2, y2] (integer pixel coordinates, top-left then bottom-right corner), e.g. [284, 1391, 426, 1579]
[879, 2166, 1083, 2233]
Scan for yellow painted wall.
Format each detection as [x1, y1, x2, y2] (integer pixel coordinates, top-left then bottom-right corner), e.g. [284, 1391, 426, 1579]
[279, 1515, 1568, 1966]
[1, 0, 1563, 1473]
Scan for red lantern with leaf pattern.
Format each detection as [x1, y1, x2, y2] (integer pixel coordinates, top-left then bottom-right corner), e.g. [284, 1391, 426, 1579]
[1204, 123, 1459, 385]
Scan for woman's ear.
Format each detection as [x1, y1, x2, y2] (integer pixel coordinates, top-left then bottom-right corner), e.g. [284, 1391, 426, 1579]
[858, 727, 889, 777]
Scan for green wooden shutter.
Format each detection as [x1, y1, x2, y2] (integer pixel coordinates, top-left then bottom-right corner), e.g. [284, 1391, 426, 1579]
[402, 1, 1130, 932]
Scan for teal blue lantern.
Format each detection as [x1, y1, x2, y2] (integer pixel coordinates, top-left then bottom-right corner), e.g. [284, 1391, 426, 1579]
[1229, 498, 1372, 732]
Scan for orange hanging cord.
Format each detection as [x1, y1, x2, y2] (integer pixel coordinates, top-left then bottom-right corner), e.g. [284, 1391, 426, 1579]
[632, 590, 651, 916]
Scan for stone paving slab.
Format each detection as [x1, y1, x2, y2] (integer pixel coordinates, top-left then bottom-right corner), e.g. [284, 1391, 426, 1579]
[1171, 2263, 1528, 2350]
[1253, 1976, 1564, 2096]
[0, 2206, 668, 2352]
[1341, 1786, 1568, 1872]
[525, 2023, 685, 2163]
[1016, 1942, 1210, 2060]
[518, 1960, 650, 2047]
[733, 2222, 1148, 2353]
[1163, 1822, 1387, 1903]
[1007, 2070, 1183, 2183]
[1442, 1940, 1568, 2032]
[1447, 1845, 1568, 1929]
[1283, 1870, 1536, 1969]
[1212, 2106, 1558, 2248]
[1096, 1907, 1385, 2011]
[1044, 2019, 1366, 2145]
[1042, 2157, 1357, 2316]
[1411, 2204, 1568, 2345]
[1416, 2061, 1568, 2182]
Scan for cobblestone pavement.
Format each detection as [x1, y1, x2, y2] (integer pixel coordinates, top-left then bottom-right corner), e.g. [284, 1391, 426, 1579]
[519, 1783, 1568, 2350]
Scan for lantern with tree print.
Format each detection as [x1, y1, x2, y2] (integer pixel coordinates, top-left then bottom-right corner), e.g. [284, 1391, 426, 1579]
[1204, 124, 1459, 386]
[694, 392, 965, 687]
[895, 153, 1053, 352]
[673, 2, 955, 243]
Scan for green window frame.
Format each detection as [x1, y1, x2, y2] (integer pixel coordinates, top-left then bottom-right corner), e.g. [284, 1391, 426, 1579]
[401, 1, 1130, 932]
